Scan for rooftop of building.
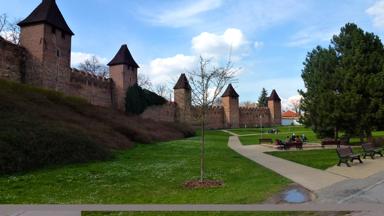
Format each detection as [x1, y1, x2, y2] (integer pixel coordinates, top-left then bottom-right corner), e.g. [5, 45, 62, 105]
[18, 0, 74, 35]
[222, 84, 239, 98]
[174, 73, 192, 90]
[108, 44, 139, 68]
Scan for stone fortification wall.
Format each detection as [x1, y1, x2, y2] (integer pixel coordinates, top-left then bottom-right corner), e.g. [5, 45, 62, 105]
[0, 38, 24, 82]
[67, 69, 114, 107]
[0, 38, 114, 108]
[204, 107, 225, 129]
[239, 107, 271, 128]
[140, 102, 177, 122]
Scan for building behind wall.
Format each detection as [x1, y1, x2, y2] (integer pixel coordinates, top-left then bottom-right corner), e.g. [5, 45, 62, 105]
[0, 0, 282, 129]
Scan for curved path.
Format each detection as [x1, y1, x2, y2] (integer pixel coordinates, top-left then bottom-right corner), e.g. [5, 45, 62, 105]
[225, 134, 347, 191]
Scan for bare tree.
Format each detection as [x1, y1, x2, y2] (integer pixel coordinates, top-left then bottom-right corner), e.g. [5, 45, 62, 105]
[241, 101, 257, 108]
[78, 56, 108, 77]
[0, 13, 20, 45]
[138, 74, 152, 90]
[0, 14, 7, 33]
[155, 83, 171, 99]
[288, 96, 302, 114]
[188, 56, 237, 182]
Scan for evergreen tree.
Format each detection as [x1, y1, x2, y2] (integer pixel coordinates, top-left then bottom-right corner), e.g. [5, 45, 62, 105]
[300, 23, 384, 141]
[257, 88, 268, 107]
[125, 84, 166, 115]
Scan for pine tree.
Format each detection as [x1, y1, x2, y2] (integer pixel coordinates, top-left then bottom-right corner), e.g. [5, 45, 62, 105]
[257, 88, 268, 107]
[300, 23, 384, 141]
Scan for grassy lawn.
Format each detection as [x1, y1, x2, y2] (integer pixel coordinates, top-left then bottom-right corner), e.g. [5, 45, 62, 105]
[266, 147, 364, 170]
[233, 126, 318, 145]
[0, 131, 291, 204]
[233, 126, 384, 145]
[229, 126, 309, 136]
[83, 212, 335, 216]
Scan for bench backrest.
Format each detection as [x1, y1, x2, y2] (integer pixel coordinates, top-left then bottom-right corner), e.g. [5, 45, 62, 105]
[337, 147, 352, 157]
[362, 143, 374, 151]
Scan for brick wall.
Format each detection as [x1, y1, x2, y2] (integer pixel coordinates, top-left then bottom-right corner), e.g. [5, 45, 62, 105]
[0, 38, 24, 82]
[67, 69, 114, 107]
[239, 107, 271, 128]
[140, 102, 177, 122]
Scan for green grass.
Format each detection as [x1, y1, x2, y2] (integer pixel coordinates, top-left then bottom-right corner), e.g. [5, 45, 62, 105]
[0, 131, 291, 204]
[233, 126, 384, 145]
[233, 126, 318, 145]
[83, 212, 333, 216]
[266, 147, 364, 170]
[0, 79, 194, 174]
[229, 126, 308, 136]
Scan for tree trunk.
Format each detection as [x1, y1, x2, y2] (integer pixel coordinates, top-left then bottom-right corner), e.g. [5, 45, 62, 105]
[359, 131, 365, 143]
[200, 109, 205, 182]
[366, 129, 373, 143]
[334, 127, 339, 148]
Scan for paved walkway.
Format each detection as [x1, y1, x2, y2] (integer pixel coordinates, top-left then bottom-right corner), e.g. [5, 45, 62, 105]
[2, 204, 384, 215]
[224, 130, 384, 204]
[226, 135, 347, 191]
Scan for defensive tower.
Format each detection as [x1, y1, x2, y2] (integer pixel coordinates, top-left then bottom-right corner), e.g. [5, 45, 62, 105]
[268, 89, 282, 125]
[222, 84, 240, 128]
[18, 0, 74, 90]
[108, 44, 139, 110]
[173, 73, 192, 122]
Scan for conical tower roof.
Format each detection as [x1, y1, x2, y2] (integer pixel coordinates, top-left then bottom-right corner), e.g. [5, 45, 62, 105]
[221, 84, 239, 98]
[108, 44, 139, 68]
[18, 0, 74, 35]
[269, 89, 281, 101]
[173, 73, 191, 90]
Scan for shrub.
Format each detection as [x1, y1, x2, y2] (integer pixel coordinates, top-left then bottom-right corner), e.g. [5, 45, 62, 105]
[0, 113, 110, 175]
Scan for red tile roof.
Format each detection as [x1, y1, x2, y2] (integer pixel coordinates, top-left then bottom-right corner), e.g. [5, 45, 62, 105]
[282, 110, 299, 118]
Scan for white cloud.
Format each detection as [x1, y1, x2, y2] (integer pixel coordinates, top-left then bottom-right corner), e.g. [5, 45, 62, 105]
[286, 27, 337, 47]
[142, 54, 197, 85]
[142, 28, 250, 87]
[71, 52, 108, 67]
[143, 0, 222, 27]
[192, 28, 249, 59]
[254, 41, 264, 49]
[367, 0, 384, 28]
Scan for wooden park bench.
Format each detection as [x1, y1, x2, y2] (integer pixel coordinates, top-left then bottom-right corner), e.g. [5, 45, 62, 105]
[361, 143, 383, 159]
[259, 138, 273, 144]
[336, 147, 363, 167]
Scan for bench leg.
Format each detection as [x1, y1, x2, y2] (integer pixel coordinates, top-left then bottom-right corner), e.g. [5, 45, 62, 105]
[358, 157, 363, 164]
[377, 151, 383, 157]
[370, 153, 375, 160]
[346, 161, 351, 167]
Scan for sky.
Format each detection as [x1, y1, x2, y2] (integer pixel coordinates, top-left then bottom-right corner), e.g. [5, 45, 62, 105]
[1, 0, 384, 110]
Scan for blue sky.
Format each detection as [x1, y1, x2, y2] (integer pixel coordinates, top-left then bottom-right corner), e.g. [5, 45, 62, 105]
[2, 0, 384, 109]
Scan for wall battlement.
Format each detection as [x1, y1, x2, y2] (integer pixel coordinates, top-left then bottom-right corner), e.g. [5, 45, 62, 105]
[70, 69, 111, 88]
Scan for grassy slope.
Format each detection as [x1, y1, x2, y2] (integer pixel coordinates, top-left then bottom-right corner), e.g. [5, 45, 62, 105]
[267, 147, 364, 170]
[0, 80, 194, 174]
[0, 79, 194, 148]
[0, 131, 291, 204]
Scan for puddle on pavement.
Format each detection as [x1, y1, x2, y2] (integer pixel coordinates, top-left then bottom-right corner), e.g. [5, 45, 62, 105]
[283, 189, 307, 203]
[265, 184, 314, 204]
